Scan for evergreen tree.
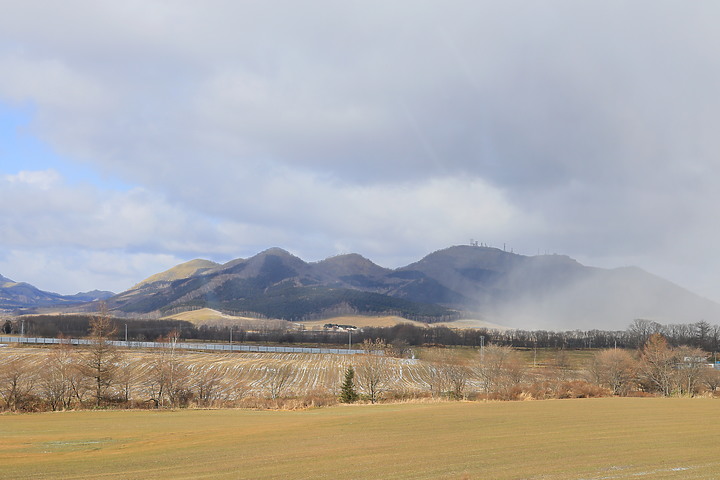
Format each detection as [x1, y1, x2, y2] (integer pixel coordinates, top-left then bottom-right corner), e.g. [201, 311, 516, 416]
[340, 366, 359, 403]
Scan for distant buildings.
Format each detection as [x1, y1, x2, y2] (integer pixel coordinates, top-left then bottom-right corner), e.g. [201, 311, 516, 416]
[323, 323, 358, 332]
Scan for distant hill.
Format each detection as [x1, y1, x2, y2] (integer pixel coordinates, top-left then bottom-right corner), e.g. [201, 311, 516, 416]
[98, 245, 720, 330]
[0, 275, 114, 311]
[63, 290, 116, 303]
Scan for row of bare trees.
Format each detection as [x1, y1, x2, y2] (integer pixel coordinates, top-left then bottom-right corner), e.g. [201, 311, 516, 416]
[3, 329, 720, 412]
[0, 308, 229, 411]
[0, 311, 123, 411]
[0, 337, 231, 412]
[344, 335, 720, 403]
[589, 334, 720, 396]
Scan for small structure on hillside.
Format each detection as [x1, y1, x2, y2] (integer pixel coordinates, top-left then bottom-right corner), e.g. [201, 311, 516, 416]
[323, 323, 358, 332]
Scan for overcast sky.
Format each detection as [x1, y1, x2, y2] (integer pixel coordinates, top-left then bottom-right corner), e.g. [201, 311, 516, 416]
[1, 1, 720, 302]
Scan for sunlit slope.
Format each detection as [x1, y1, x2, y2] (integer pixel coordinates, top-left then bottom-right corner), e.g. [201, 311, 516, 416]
[3, 398, 720, 480]
[162, 307, 256, 324]
[131, 259, 220, 289]
[162, 307, 294, 329]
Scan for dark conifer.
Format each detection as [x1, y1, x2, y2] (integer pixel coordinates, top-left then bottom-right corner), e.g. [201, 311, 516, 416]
[340, 366, 359, 403]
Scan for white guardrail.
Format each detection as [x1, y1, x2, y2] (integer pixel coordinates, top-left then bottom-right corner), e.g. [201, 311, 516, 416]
[0, 336, 366, 355]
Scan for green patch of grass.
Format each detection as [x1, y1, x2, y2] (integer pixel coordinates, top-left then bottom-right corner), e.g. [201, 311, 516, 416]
[2, 398, 720, 479]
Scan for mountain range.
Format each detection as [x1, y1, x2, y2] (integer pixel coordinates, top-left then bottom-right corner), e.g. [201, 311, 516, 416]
[0, 274, 114, 311]
[4, 245, 720, 330]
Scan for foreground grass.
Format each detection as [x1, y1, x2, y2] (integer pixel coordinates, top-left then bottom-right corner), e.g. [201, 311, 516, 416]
[2, 398, 719, 479]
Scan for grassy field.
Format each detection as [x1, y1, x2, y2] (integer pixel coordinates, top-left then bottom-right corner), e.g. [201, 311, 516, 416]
[2, 397, 719, 479]
[162, 308, 294, 329]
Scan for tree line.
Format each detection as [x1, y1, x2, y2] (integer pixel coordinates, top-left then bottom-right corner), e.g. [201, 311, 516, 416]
[5, 315, 720, 353]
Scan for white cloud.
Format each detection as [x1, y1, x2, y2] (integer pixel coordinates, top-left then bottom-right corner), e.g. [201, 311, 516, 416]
[0, 248, 187, 294]
[4, 169, 61, 190]
[0, 170, 221, 252]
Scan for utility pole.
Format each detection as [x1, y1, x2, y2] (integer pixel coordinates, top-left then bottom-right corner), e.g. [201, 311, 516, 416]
[125, 323, 128, 343]
[348, 330, 352, 351]
[230, 327, 233, 345]
[21, 319, 25, 337]
[480, 335, 485, 362]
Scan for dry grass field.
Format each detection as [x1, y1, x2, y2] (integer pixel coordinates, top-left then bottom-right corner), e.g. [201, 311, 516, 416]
[162, 308, 295, 329]
[2, 397, 720, 479]
[0, 346, 439, 399]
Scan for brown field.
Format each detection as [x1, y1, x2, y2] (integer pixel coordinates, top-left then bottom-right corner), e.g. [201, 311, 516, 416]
[0, 346, 447, 399]
[162, 308, 295, 329]
[2, 397, 720, 479]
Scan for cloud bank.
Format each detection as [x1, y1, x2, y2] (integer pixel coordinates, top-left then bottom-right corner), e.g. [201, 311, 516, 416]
[1, 1, 719, 307]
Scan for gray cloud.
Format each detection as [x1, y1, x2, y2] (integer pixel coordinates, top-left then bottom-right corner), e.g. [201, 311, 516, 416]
[1, 1, 720, 302]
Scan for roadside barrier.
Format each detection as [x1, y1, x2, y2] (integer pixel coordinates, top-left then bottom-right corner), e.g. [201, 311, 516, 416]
[0, 336, 367, 355]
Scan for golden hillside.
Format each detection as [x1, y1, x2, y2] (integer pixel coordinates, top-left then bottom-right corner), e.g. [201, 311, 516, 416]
[131, 259, 219, 289]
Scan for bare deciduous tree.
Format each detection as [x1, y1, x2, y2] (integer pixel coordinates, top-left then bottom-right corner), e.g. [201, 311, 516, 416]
[355, 353, 390, 403]
[79, 305, 122, 406]
[355, 339, 392, 403]
[420, 350, 450, 398]
[267, 365, 294, 400]
[673, 346, 707, 396]
[475, 345, 525, 398]
[361, 338, 387, 355]
[115, 357, 134, 405]
[701, 367, 720, 393]
[421, 349, 472, 400]
[37, 338, 79, 410]
[195, 366, 225, 407]
[0, 356, 37, 411]
[587, 349, 637, 396]
[637, 334, 675, 396]
[628, 319, 664, 348]
[145, 330, 190, 407]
